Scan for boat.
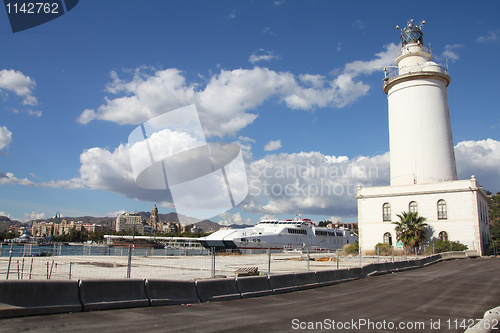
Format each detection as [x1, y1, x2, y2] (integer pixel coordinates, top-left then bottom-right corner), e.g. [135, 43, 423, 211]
[199, 218, 358, 254]
[109, 238, 164, 249]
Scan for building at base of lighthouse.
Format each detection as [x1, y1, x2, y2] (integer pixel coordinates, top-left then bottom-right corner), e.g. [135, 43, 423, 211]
[357, 21, 490, 255]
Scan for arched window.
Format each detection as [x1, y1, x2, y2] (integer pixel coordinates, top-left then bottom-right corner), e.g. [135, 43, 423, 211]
[383, 203, 391, 221]
[409, 201, 418, 213]
[437, 199, 447, 220]
[383, 232, 392, 245]
[438, 231, 448, 241]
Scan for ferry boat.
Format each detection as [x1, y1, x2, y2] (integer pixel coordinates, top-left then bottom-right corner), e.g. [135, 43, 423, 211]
[199, 218, 357, 254]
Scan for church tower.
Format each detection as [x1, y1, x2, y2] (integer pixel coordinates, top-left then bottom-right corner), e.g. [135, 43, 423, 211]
[384, 20, 457, 186]
[150, 204, 159, 224]
[357, 21, 490, 255]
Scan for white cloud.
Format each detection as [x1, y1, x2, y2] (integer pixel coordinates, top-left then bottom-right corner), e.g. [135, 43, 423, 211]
[23, 211, 46, 221]
[475, 30, 500, 43]
[0, 212, 12, 219]
[78, 45, 398, 137]
[259, 214, 277, 220]
[0, 126, 12, 151]
[249, 49, 281, 64]
[328, 216, 343, 223]
[455, 139, 500, 192]
[0, 69, 38, 106]
[243, 151, 391, 217]
[264, 140, 282, 151]
[41, 179, 85, 189]
[0, 172, 35, 186]
[218, 211, 251, 226]
[262, 26, 277, 36]
[107, 210, 126, 217]
[15, 137, 499, 220]
[440, 44, 464, 63]
[352, 19, 366, 30]
[77, 109, 96, 125]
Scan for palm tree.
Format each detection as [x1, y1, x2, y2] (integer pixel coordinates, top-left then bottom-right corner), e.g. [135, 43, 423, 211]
[393, 211, 428, 249]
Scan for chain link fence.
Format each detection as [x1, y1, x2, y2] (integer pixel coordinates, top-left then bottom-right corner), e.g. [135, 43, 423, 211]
[0, 243, 443, 281]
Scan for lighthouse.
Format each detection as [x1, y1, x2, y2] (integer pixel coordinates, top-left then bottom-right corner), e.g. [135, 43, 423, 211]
[357, 21, 490, 255]
[385, 21, 457, 186]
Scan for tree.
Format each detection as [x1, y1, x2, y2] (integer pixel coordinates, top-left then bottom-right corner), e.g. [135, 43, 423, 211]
[343, 240, 359, 255]
[393, 211, 428, 249]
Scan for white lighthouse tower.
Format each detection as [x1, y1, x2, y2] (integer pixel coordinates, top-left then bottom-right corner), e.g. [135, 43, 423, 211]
[385, 21, 457, 186]
[357, 21, 490, 255]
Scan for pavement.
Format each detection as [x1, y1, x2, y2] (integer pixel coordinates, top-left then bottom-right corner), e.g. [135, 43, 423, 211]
[1, 258, 499, 333]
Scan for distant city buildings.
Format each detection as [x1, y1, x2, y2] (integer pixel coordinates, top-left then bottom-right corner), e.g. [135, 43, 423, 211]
[116, 212, 144, 234]
[31, 219, 105, 237]
[114, 204, 205, 235]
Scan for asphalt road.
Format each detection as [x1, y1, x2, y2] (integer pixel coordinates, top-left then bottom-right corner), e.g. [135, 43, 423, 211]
[1, 258, 499, 333]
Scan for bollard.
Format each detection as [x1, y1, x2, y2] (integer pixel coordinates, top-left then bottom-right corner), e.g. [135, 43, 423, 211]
[306, 247, 310, 271]
[6, 243, 13, 280]
[336, 250, 339, 270]
[359, 247, 362, 267]
[29, 258, 33, 280]
[127, 245, 132, 279]
[211, 247, 215, 278]
[267, 248, 271, 276]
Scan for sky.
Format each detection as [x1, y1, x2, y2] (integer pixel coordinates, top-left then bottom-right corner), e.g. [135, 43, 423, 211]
[1, 0, 500, 225]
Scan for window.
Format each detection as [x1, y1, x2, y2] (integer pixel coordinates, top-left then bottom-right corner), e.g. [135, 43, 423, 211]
[437, 199, 447, 220]
[438, 231, 448, 241]
[409, 201, 418, 213]
[383, 232, 392, 246]
[383, 203, 391, 221]
[287, 229, 307, 235]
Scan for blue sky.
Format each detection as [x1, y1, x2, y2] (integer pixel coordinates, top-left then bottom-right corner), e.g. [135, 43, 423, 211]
[1, 1, 500, 225]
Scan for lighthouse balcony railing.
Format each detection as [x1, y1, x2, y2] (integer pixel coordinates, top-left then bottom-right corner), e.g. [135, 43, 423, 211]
[385, 63, 449, 80]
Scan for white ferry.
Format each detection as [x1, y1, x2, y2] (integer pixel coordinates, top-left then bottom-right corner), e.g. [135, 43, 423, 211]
[199, 218, 357, 254]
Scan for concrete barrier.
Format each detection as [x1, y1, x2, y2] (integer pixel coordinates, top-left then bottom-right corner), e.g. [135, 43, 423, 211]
[407, 259, 423, 268]
[294, 272, 320, 290]
[0, 280, 81, 318]
[361, 264, 377, 277]
[420, 254, 442, 266]
[146, 279, 199, 306]
[269, 273, 299, 294]
[465, 306, 500, 333]
[348, 267, 364, 279]
[440, 251, 456, 260]
[451, 251, 468, 259]
[393, 260, 411, 271]
[372, 262, 396, 275]
[466, 250, 480, 258]
[236, 276, 273, 298]
[331, 267, 363, 283]
[196, 278, 241, 302]
[79, 279, 149, 311]
[316, 270, 342, 287]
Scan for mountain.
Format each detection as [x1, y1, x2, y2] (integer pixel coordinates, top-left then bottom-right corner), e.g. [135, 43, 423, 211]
[42, 216, 114, 227]
[34, 212, 222, 231]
